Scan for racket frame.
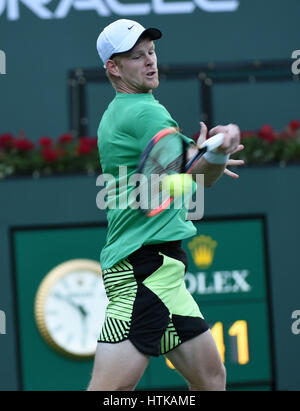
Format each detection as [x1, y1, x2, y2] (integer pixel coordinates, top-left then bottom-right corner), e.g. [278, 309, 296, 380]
[137, 128, 224, 217]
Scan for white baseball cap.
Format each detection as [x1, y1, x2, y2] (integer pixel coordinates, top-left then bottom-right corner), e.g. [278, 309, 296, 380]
[96, 19, 162, 67]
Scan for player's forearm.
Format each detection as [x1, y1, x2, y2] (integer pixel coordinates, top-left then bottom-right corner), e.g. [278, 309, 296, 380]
[187, 145, 226, 186]
[190, 156, 226, 187]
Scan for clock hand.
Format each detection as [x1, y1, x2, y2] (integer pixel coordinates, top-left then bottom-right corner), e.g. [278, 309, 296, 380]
[81, 314, 88, 346]
[78, 305, 88, 317]
[53, 292, 87, 316]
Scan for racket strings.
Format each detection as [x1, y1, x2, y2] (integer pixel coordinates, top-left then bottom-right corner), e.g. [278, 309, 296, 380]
[144, 154, 165, 175]
[137, 131, 187, 214]
[140, 155, 186, 212]
[143, 153, 185, 176]
[165, 153, 185, 173]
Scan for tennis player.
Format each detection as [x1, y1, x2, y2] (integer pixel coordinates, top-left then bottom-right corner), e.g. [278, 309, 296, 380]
[88, 19, 242, 391]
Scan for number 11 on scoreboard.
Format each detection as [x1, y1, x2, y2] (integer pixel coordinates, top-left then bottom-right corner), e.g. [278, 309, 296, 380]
[211, 320, 249, 365]
[165, 320, 249, 370]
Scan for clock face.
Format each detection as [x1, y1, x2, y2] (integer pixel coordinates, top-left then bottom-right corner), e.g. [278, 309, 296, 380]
[35, 260, 109, 359]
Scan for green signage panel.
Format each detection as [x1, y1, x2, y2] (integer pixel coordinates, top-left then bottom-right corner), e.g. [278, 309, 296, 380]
[182, 218, 267, 302]
[187, 217, 273, 387]
[203, 301, 271, 384]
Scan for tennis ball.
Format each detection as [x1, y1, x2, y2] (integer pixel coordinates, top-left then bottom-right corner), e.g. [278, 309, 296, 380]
[161, 173, 193, 197]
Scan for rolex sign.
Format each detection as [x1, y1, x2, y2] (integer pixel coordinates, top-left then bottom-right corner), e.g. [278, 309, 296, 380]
[183, 217, 268, 303]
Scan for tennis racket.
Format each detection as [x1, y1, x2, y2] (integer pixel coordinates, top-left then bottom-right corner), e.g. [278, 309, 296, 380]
[137, 127, 224, 217]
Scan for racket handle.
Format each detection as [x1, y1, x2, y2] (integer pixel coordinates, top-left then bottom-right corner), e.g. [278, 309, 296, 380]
[185, 132, 225, 172]
[200, 132, 224, 152]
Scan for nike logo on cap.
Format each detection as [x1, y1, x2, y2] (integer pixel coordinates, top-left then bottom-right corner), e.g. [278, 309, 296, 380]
[128, 25, 134, 30]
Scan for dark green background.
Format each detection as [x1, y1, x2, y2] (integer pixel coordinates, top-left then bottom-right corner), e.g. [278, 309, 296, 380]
[12, 217, 272, 390]
[1, 0, 300, 141]
[1, 165, 300, 390]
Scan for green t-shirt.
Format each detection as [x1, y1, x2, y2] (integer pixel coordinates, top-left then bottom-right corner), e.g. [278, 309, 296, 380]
[98, 92, 196, 270]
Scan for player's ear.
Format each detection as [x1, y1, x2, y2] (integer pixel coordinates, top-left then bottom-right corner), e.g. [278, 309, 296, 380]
[106, 59, 121, 78]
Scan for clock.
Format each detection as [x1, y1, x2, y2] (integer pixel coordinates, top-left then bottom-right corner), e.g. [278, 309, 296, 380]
[34, 259, 109, 360]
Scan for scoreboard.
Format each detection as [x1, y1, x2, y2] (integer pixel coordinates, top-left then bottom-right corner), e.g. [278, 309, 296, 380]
[12, 216, 273, 390]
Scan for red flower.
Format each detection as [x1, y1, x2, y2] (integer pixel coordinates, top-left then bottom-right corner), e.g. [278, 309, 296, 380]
[14, 138, 34, 152]
[42, 147, 58, 163]
[289, 120, 300, 131]
[258, 125, 277, 143]
[80, 136, 98, 147]
[77, 140, 92, 155]
[285, 120, 300, 138]
[90, 137, 98, 148]
[0, 133, 14, 149]
[76, 137, 98, 155]
[58, 133, 73, 144]
[39, 136, 52, 148]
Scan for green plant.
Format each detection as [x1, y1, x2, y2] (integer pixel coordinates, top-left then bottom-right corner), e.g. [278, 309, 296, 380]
[0, 132, 100, 179]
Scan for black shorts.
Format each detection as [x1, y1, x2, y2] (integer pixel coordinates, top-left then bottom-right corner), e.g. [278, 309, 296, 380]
[98, 241, 209, 356]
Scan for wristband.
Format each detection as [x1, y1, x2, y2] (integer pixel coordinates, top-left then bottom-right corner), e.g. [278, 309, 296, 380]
[203, 151, 230, 165]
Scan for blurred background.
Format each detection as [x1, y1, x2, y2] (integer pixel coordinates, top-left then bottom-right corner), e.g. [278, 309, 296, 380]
[1, 0, 300, 391]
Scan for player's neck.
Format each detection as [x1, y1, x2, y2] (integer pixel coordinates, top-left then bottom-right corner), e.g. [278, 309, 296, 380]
[115, 82, 152, 94]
